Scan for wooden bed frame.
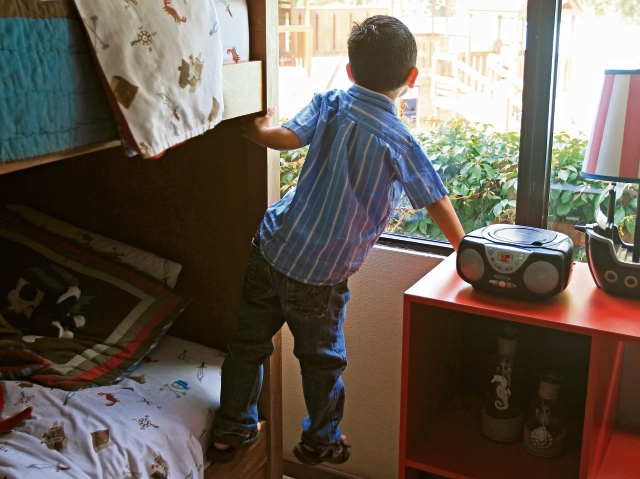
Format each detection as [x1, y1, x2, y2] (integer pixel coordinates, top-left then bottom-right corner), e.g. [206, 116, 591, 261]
[0, 0, 282, 477]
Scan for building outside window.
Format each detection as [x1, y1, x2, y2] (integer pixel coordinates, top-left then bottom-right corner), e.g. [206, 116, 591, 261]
[278, 0, 639, 260]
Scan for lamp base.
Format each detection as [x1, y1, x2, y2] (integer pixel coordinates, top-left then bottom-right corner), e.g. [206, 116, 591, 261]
[583, 224, 640, 299]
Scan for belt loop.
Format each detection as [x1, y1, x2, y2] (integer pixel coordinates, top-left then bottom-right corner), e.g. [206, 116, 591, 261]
[252, 232, 261, 248]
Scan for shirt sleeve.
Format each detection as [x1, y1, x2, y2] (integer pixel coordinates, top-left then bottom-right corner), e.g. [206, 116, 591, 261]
[280, 93, 323, 147]
[392, 142, 449, 210]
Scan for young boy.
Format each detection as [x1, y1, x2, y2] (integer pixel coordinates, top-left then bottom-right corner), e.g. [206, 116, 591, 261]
[208, 15, 465, 466]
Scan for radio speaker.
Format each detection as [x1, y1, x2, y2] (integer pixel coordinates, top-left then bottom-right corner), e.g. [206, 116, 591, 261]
[523, 261, 560, 295]
[458, 249, 485, 282]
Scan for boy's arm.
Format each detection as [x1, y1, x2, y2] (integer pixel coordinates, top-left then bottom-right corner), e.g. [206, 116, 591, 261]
[425, 196, 466, 251]
[241, 107, 302, 151]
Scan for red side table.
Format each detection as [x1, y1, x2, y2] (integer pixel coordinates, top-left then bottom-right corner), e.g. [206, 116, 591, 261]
[399, 255, 640, 479]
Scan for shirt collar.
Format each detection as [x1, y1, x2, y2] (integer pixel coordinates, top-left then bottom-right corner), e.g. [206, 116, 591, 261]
[347, 84, 398, 116]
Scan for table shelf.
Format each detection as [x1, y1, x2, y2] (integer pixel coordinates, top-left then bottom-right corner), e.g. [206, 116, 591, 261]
[399, 256, 640, 479]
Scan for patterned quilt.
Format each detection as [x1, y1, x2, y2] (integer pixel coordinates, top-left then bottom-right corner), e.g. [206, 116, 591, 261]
[0, 380, 204, 479]
[0, 0, 118, 164]
[0, 333, 229, 478]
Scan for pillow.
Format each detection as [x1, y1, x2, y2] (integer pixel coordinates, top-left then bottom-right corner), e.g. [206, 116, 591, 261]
[6, 204, 182, 288]
[120, 335, 226, 452]
[0, 209, 191, 390]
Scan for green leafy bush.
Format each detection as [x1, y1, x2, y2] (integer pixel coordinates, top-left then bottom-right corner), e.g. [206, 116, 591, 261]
[388, 119, 520, 240]
[280, 146, 308, 196]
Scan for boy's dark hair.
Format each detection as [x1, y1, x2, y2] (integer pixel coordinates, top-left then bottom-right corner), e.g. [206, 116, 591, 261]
[347, 15, 417, 93]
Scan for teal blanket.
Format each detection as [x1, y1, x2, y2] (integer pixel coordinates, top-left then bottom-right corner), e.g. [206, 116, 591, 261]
[0, 0, 117, 163]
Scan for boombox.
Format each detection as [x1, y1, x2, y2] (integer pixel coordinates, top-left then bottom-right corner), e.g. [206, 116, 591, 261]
[456, 225, 574, 300]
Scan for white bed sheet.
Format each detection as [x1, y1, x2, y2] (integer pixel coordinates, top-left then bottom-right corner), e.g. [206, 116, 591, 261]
[0, 335, 226, 478]
[119, 335, 226, 455]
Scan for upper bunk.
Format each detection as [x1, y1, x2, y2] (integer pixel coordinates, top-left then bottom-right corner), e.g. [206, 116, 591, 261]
[0, 0, 280, 349]
[0, 0, 276, 176]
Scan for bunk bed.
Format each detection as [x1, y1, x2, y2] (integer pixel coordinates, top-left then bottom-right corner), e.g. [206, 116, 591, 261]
[0, 0, 282, 477]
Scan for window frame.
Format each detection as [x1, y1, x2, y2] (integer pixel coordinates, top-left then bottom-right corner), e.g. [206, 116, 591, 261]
[379, 0, 563, 252]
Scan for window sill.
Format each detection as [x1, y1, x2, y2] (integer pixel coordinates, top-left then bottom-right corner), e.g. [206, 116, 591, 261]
[378, 233, 454, 257]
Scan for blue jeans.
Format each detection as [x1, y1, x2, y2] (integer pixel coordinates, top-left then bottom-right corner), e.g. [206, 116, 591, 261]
[213, 236, 351, 445]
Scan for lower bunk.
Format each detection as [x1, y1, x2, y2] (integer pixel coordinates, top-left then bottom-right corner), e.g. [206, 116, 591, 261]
[1, 334, 270, 479]
[0, 125, 283, 478]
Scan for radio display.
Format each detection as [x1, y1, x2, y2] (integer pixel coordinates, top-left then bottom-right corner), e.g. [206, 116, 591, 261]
[499, 253, 512, 263]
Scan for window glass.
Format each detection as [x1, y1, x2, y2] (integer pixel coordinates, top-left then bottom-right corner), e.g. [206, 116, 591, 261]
[388, 4, 525, 242]
[547, 3, 640, 261]
[278, 1, 528, 244]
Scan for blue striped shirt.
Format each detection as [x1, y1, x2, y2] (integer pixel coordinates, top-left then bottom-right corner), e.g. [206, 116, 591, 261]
[258, 84, 448, 285]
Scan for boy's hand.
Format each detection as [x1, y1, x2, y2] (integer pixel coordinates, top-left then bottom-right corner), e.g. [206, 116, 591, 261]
[241, 107, 277, 145]
[241, 107, 302, 151]
[426, 196, 465, 251]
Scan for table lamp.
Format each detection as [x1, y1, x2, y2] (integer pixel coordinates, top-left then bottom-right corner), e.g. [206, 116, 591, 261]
[578, 69, 640, 299]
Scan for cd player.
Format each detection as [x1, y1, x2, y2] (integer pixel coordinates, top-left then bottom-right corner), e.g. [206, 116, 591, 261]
[456, 225, 574, 300]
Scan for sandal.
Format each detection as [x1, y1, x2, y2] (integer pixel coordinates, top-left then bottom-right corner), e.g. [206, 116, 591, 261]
[206, 426, 260, 464]
[293, 433, 351, 466]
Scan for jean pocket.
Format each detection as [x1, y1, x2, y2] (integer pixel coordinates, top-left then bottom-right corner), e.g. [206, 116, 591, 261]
[244, 249, 273, 298]
[285, 280, 330, 319]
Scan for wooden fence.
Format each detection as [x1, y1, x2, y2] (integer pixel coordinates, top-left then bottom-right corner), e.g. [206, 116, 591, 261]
[278, 7, 531, 133]
[430, 51, 524, 131]
[280, 6, 389, 57]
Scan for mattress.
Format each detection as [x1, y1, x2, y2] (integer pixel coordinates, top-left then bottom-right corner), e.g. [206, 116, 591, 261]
[0, 335, 225, 478]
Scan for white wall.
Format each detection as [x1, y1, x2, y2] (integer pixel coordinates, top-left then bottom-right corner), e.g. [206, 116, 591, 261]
[282, 245, 444, 478]
[281, 245, 640, 479]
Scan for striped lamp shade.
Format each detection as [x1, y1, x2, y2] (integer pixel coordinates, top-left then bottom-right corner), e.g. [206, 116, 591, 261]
[582, 69, 640, 183]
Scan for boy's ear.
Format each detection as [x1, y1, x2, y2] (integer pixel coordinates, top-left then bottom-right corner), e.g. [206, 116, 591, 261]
[346, 63, 355, 83]
[406, 67, 419, 89]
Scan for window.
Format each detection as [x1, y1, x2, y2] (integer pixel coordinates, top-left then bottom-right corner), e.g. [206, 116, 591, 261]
[387, 3, 526, 244]
[546, 1, 640, 261]
[277, 0, 638, 256]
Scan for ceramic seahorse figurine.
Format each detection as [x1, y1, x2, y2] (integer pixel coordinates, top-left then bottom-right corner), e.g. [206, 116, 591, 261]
[492, 374, 511, 410]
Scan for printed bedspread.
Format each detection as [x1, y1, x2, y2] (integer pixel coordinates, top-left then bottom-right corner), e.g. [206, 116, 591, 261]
[73, 0, 225, 159]
[0, 380, 204, 478]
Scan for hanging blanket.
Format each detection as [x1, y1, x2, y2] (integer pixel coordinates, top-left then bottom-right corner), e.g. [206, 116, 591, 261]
[73, 0, 224, 159]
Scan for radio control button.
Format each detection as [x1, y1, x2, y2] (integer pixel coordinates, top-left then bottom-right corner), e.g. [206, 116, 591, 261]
[489, 248, 494, 254]
[506, 282, 517, 288]
[489, 280, 498, 286]
[498, 281, 506, 288]
[519, 253, 525, 260]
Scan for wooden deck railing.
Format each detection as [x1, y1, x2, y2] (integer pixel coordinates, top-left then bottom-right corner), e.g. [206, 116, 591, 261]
[431, 52, 523, 131]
